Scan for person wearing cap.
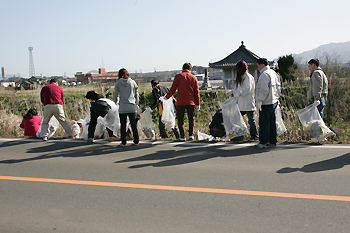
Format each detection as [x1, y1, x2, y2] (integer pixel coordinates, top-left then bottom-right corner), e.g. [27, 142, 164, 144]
[85, 91, 119, 143]
[40, 78, 73, 141]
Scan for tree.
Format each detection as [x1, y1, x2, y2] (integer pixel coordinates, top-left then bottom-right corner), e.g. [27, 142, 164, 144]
[277, 54, 298, 82]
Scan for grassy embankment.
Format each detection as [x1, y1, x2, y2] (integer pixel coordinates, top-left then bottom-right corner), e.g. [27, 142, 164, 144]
[0, 78, 349, 143]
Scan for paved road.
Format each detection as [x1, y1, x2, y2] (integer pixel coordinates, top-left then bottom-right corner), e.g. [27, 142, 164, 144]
[0, 138, 349, 233]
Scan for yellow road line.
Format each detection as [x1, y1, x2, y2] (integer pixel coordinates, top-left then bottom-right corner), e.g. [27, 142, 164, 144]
[1, 175, 349, 202]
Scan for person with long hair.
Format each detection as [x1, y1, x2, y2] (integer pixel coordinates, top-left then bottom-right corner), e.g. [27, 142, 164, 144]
[113, 68, 139, 146]
[227, 60, 259, 141]
[20, 108, 42, 137]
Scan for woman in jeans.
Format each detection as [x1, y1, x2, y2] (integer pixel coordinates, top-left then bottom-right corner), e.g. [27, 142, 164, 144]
[227, 60, 259, 141]
[113, 68, 139, 146]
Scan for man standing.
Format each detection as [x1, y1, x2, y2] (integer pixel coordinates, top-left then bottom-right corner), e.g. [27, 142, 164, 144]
[307, 58, 328, 118]
[148, 80, 180, 139]
[255, 58, 281, 148]
[165, 63, 200, 141]
[40, 78, 73, 141]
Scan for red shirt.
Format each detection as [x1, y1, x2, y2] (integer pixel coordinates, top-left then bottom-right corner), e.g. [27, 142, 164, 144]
[165, 70, 200, 106]
[20, 115, 42, 136]
[41, 83, 64, 106]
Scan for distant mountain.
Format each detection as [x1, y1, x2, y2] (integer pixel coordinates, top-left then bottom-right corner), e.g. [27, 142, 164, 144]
[294, 41, 350, 64]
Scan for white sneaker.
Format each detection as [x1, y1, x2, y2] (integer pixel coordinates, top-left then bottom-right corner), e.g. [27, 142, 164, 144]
[43, 136, 48, 141]
[254, 143, 269, 148]
[179, 138, 186, 142]
[189, 136, 195, 141]
[119, 143, 126, 147]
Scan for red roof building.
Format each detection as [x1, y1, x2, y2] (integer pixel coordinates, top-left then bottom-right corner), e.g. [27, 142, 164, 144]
[75, 68, 118, 84]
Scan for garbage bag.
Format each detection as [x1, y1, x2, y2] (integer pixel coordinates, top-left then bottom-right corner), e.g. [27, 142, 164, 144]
[82, 116, 105, 140]
[160, 96, 176, 128]
[295, 101, 335, 142]
[140, 108, 155, 139]
[36, 116, 59, 138]
[219, 97, 248, 138]
[276, 105, 287, 136]
[197, 130, 214, 141]
[97, 98, 120, 135]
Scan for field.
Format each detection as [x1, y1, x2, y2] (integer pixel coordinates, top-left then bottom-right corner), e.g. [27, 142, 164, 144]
[0, 78, 349, 143]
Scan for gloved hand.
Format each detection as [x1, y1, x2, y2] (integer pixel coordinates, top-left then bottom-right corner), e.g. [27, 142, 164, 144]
[233, 93, 239, 99]
[256, 102, 262, 111]
[146, 107, 152, 112]
[196, 105, 201, 111]
[225, 90, 233, 97]
[163, 95, 168, 101]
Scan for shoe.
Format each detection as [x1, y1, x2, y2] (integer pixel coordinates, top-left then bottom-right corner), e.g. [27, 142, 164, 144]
[254, 143, 269, 148]
[87, 138, 94, 143]
[268, 143, 277, 147]
[179, 138, 186, 142]
[188, 136, 194, 141]
[43, 136, 48, 141]
[119, 143, 126, 147]
[133, 142, 139, 146]
[108, 137, 119, 142]
[249, 138, 259, 142]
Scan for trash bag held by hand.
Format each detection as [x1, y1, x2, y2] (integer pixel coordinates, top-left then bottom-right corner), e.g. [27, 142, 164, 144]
[160, 96, 176, 128]
[219, 97, 248, 139]
[276, 105, 287, 136]
[295, 101, 335, 142]
[140, 108, 155, 139]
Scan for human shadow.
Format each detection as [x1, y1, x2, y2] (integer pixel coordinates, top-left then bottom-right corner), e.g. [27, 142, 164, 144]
[115, 144, 293, 169]
[0, 140, 37, 149]
[277, 153, 350, 173]
[0, 142, 154, 164]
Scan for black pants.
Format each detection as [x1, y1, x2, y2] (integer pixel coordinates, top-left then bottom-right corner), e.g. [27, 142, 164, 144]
[88, 111, 114, 139]
[176, 105, 195, 138]
[120, 113, 139, 145]
[158, 115, 180, 139]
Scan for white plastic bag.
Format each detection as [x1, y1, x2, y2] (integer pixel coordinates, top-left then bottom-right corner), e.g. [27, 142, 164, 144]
[197, 130, 214, 141]
[82, 116, 105, 140]
[160, 97, 176, 128]
[219, 97, 248, 138]
[295, 101, 335, 142]
[140, 108, 155, 139]
[36, 116, 59, 138]
[275, 105, 287, 136]
[97, 98, 120, 136]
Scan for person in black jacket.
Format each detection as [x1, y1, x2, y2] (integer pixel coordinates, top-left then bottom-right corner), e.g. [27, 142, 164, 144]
[148, 80, 180, 139]
[85, 91, 118, 143]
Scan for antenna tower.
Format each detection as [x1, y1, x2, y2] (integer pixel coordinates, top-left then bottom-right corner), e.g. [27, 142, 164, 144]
[28, 47, 35, 77]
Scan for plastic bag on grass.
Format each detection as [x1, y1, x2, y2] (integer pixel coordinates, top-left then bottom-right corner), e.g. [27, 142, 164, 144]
[160, 97, 176, 128]
[36, 116, 59, 138]
[276, 105, 287, 136]
[295, 101, 335, 142]
[140, 108, 155, 139]
[82, 116, 105, 140]
[197, 130, 214, 141]
[219, 97, 248, 139]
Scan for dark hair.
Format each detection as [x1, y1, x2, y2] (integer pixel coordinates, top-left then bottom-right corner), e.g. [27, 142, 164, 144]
[50, 78, 58, 83]
[85, 90, 99, 100]
[235, 60, 249, 88]
[118, 68, 129, 79]
[151, 79, 159, 87]
[23, 108, 38, 119]
[308, 58, 320, 67]
[182, 63, 192, 71]
[257, 58, 268, 66]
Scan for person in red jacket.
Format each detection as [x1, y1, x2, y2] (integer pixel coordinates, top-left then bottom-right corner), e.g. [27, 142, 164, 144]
[40, 78, 73, 141]
[20, 108, 42, 137]
[165, 63, 200, 141]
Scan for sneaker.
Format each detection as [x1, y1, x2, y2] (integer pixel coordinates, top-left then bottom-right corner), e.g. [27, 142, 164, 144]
[133, 142, 139, 146]
[179, 138, 186, 142]
[254, 143, 269, 148]
[87, 138, 94, 143]
[43, 136, 48, 142]
[188, 136, 195, 141]
[268, 143, 277, 147]
[119, 143, 126, 147]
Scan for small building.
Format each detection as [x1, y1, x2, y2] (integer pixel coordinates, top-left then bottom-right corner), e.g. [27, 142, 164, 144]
[75, 68, 119, 84]
[209, 41, 261, 89]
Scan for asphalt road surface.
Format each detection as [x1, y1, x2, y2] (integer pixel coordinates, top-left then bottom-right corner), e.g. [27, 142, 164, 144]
[0, 138, 350, 233]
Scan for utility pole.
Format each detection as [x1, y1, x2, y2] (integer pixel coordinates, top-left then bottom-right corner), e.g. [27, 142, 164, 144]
[28, 47, 35, 77]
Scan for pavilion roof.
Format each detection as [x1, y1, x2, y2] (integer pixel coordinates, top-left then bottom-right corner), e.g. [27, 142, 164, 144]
[209, 41, 260, 68]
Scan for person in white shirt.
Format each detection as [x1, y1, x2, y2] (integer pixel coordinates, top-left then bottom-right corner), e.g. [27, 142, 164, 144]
[227, 60, 259, 141]
[255, 58, 281, 148]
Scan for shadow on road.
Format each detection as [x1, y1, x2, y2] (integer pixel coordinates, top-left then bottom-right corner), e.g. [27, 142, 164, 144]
[115, 144, 296, 169]
[277, 153, 350, 173]
[0, 141, 154, 164]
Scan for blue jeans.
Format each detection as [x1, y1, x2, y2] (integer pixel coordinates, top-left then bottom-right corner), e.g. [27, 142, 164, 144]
[119, 113, 139, 145]
[309, 97, 326, 119]
[235, 111, 259, 140]
[259, 102, 278, 145]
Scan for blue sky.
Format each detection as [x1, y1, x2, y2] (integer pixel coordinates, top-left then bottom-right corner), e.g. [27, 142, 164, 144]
[1, 0, 349, 77]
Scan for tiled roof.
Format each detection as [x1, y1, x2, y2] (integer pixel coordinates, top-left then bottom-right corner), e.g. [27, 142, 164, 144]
[209, 41, 260, 68]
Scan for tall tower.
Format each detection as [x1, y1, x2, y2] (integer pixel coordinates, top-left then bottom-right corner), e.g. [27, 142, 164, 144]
[28, 47, 35, 77]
